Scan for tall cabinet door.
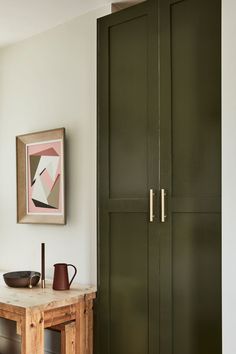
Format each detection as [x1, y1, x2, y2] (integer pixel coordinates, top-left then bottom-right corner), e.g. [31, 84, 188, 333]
[97, 2, 160, 354]
[97, 0, 221, 353]
[159, 0, 221, 354]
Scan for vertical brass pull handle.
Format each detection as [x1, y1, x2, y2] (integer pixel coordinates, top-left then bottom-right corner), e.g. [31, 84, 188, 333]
[161, 189, 167, 222]
[149, 189, 155, 222]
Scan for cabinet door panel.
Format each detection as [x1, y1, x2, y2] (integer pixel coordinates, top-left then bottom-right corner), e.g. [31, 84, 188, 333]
[159, 0, 221, 353]
[110, 213, 148, 354]
[171, 0, 221, 197]
[97, 2, 159, 354]
[109, 17, 148, 199]
[173, 213, 221, 354]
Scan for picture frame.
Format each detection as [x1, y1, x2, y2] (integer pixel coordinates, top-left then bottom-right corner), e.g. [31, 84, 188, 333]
[16, 128, 66, 224]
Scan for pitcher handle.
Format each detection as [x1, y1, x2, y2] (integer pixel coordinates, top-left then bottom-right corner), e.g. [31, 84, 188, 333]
[67, 264, 77, 287]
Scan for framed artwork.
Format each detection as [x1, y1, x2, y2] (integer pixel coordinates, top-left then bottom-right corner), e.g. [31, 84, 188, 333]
[16, 128, 66, 224]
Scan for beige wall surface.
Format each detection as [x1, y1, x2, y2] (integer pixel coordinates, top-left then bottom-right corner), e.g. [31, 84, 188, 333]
[222, 1, 236, 354]
[0, 5, 110, 353]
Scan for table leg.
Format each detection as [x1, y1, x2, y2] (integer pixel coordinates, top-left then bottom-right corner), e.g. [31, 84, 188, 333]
[85, 298, 94, 354]
[52, 321, 76, 354]
[21, 309, 44, 354]
[61, 321, 76, 354]
[75, 300, 86, 354]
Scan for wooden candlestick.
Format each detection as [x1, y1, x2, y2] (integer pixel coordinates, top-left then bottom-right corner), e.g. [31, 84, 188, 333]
[41, 243, 45, 288]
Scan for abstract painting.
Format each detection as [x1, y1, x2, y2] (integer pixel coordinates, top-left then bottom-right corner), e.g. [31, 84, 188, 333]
[16, 128, 65, 224]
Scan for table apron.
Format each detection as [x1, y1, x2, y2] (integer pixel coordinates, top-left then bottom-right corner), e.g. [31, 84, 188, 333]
[44, 304, 76, 328]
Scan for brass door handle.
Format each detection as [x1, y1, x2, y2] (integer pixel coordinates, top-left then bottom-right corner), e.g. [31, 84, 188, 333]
[161, 189, 167, 222]
[149, 189, 155, 222]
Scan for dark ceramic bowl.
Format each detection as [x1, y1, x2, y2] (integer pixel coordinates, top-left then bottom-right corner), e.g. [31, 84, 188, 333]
[3, 271, 41, 288]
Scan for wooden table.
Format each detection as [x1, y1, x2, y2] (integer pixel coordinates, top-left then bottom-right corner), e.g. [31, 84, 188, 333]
[0, 279, 96, 354]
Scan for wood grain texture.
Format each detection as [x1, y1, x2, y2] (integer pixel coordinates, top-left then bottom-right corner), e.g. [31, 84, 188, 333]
[21, 308, 44, 354]
[0, 281, 96, 310]
[49, 294, 95, 354]
[62, 322, 76, 354]
[75, 300, 86, 354]
[0, 276, 96, 354]
[85, 296, 95, 354]
[44, 304, 76, 328]
[52, 321, 76, 354]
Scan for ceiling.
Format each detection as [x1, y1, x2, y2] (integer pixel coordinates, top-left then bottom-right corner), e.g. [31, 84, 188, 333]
[0, 0, 115, 48]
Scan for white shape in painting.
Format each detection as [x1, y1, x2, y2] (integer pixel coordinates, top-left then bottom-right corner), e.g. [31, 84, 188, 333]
[33, 156, 59, 183]
[46, 158, 60, 181]
[32, 177, 48, 205]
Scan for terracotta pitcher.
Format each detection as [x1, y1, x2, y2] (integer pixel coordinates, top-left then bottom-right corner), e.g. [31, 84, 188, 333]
[53, 263, 77, 290]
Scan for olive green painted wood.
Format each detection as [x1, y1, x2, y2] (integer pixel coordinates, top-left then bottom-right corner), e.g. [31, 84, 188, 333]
[97, 0, 221, 354]
[172, 214, 221, 354]
[159, 0, 221, 353]
[110, 213, 149, 354]
[97, 2, 159, 354]
[109, 15, 148, 198]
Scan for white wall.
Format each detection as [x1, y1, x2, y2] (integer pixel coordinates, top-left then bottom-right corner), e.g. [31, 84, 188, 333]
[222, 1, 236, 353]
[0, 5, 110, 353]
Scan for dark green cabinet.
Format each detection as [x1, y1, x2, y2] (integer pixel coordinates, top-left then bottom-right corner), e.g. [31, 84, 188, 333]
[97, 1, 221, 354]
